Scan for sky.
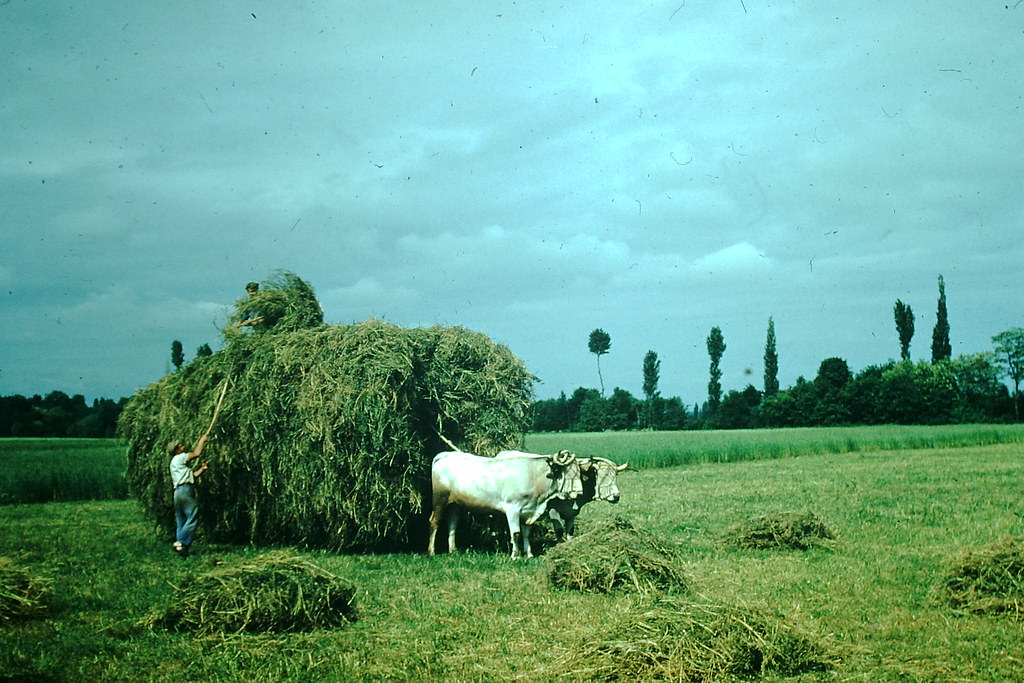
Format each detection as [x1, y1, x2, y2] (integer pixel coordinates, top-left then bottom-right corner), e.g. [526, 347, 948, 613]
[2, 1, 1022, 406]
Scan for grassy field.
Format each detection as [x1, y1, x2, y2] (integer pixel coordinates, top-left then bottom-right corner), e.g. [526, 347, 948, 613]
[2, 430, 1023, 681]
[526, 423, 1024, 467]
[0, 438, 127, 504]
[2, 424, 1023, 505]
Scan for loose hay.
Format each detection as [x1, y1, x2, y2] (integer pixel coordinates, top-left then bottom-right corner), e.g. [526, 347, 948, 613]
[143, 551, 357, 634]
[554, 595, 837, 681]
[723, 510, 836, 550]
[0, 557, 51, 624]
[934, 536, 1024, 618]
[546, 516, 690, 594]
[119, 271, 534, 552]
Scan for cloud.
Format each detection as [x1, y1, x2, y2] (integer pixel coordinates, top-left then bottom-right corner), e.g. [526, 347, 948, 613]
[692, 242, 769, 274]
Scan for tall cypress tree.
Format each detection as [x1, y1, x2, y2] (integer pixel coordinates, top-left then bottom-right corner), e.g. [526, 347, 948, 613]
[763, 317, 779, 396]
[642, 350, 661, 429]
[706, 326, 726, 414]
[931, 274, 952, 362]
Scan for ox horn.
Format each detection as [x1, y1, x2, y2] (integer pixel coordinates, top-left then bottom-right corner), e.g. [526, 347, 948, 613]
[551, 450, 575, 467]
[616, 462, 629, 471]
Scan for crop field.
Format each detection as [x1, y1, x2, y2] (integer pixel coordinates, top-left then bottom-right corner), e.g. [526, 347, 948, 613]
[2, 429, 1023, 680]
[0, 438, 127, 504]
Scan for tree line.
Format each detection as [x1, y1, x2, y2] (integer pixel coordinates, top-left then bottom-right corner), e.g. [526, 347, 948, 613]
[0, 339, 214, 438]
[532, 275, 1024, 431]
[0, 391, 127, 438]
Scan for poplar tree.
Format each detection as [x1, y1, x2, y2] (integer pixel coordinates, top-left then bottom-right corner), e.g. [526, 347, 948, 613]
[894, 300, 915, 362]
[763, 317, 779, 396]
[706, 326, 726, 414]
[931, 274, 952, 362]
[642, 350, 661, 429]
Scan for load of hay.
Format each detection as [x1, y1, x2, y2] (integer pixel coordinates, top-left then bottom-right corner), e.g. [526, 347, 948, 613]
[0, 557, 51, 624]
[546, 516, 690, 594]
[723, 510, 836, 550]
[119, 271, 534, 552]
[934, 536, 1024, 618]
[555, 595, 836, 681]
[142, 551, 356, 634]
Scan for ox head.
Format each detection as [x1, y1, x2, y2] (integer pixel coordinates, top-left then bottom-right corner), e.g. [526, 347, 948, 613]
[579, 457, 628, 503]
[549, 450, 585, 499]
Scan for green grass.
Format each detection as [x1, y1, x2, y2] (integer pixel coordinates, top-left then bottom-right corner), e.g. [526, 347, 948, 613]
[525, 423, 1024, 468]
[4, 425, 1021, 505]
[0, 439, 128, 504]
[2, 430, 1024, 680]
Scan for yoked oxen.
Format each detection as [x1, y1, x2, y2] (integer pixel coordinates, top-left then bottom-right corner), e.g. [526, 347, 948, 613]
[428, 450, 580, 559]
[497, 451, 628, 541]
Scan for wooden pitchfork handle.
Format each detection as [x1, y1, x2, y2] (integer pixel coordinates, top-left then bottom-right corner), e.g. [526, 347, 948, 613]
[204, 376, 231, 439]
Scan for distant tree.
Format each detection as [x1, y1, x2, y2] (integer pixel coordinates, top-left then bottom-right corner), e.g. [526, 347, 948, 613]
[706, 326, 726, 415]
[931, 275, 952, 362]
[763, 317, 779, 396]
[816, 357, 852, 392]
[531, 392, 571, 432]
[642, 350, 660, 428]
[567, 387, 601, 429]
[949, 352, 1010, 422]
[893, 299, 915, 361]
[576, 395, 611, 432]
[196, 343, 213, 358]
[171, 340, 185, 370]
[606, 387, 640, 430]
[588, 329, 612, 395]
[658, 397, 688, 430]
[715, 385, 762, 429]
[992, 328, 1024, 421]
[813, 357, 853, 424]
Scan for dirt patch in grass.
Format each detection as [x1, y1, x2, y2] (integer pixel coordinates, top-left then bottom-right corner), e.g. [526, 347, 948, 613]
[934, 536, 1024, 618]
[142, 551, 357, 634]
[723, 510, 836, 550]
[546, 516, 690, 594]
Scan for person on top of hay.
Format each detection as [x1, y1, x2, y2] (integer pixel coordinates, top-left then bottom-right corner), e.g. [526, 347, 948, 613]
[168, 434, 209, 557]
[234, 281, 264, 329]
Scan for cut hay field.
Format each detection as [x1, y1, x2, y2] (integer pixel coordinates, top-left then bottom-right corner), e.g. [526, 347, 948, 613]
[2, 432, 1023, 680]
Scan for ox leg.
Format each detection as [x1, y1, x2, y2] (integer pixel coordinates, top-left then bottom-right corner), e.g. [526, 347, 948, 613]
[447, 506, 461, 553]
[503, 508, 523, 559]
[427, 501, 445, 556]
[521, 520, 535, 559]
[505, 509, 536, 557]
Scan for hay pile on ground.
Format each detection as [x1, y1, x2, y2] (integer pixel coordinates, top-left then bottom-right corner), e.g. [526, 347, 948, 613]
[554, 594, 836, 681]
[934, 536, 1024, 618]
[546, 516, 690, 594]
[119, 272, 534, 552]
[142, 551, 356, 634]
[0, 557, 51, 623]
[723, 511, 836, 550]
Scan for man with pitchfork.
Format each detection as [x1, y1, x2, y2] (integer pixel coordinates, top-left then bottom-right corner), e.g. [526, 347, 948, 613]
[167, 435, 209, 557]
[166, 378, 228, 557]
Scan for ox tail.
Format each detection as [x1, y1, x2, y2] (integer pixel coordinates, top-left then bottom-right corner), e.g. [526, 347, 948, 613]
[436, 431, 464, 452]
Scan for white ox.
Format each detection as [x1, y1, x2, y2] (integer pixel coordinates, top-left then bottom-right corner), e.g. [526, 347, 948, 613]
[428, 450, 579, 559]
[498, 451, 628, 541]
